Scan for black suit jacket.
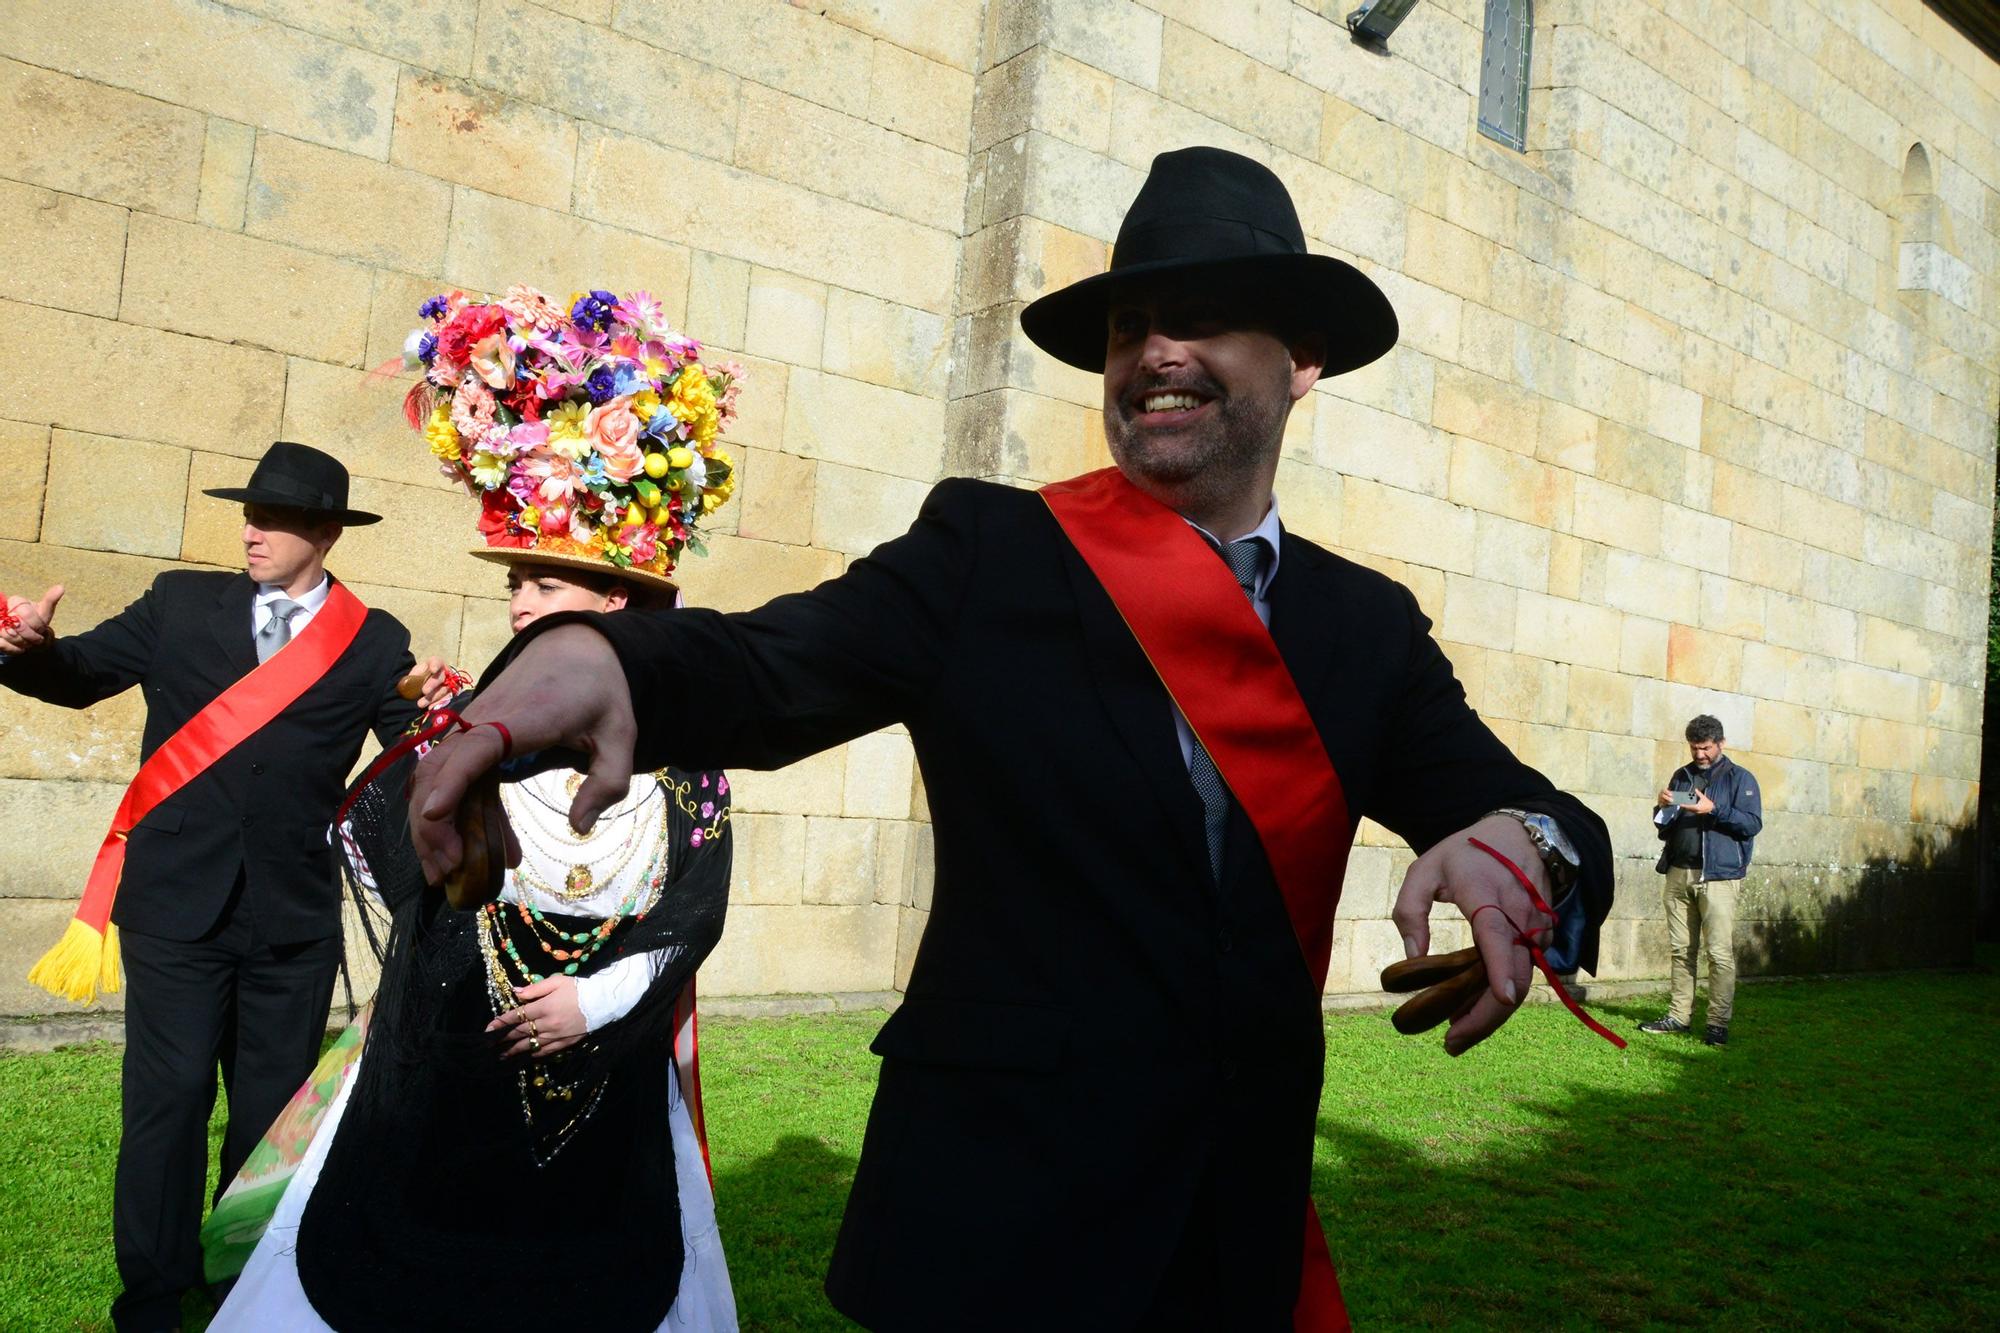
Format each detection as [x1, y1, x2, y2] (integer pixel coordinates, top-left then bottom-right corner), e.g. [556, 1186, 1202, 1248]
[500, 478, 1612, 1330]
[3, 570, 420, 944]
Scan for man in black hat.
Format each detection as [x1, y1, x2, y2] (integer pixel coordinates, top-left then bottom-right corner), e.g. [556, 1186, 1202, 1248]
[409, 148, 1612, 1329]
[1, 441, 448, 1332]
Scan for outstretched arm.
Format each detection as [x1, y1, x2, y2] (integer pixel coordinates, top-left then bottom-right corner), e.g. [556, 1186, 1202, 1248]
[410, 478, 979, 888]
[0, 582, 159, 708]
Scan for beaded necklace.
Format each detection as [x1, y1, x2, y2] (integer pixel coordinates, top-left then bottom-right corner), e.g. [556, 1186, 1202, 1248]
[500, 774, 663, 903]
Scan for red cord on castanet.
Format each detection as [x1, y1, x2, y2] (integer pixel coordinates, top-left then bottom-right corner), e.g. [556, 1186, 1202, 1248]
[1467, 836, 1627, 1050]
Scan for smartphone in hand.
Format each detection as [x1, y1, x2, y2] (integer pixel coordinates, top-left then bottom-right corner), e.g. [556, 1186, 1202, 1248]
[1668, 790, 1701, 807]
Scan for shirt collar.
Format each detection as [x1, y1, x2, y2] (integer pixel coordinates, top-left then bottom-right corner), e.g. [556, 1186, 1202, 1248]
[255, 573, 331, 613]
[1184, 497, 1283, 600]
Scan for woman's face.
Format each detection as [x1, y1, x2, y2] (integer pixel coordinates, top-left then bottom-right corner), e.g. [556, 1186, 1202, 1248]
[506, 565, 627, 633]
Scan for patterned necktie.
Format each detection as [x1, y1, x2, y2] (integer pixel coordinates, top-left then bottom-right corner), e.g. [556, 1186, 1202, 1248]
[255, 598, 305, 663]
[1188, 538, 1267, 883]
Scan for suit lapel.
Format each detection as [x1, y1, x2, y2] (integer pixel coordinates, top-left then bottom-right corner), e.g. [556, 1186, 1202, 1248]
[1266, 534, 1344, 709]
[1051, 540, 1211, 874]
[209, 574, 260, 681]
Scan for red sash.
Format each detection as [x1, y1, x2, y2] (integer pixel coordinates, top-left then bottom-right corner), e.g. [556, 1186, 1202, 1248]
[1042, 468, 1356, 1333]
[27, 582, 370, 1003]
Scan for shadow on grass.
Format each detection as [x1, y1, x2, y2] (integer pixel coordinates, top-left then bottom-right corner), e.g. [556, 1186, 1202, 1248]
[1315, 963, 2000, 1331]
[712, 1134, 862, 1331]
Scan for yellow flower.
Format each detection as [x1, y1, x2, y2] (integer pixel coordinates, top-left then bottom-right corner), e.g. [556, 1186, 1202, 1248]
[423, 404, 460, 462]
[468, 450, 509, 488]
[521, 505, 540, 530]
[690, 408, 719, 448]
[668, 364, 716, 424]
[546, 401, 589, 440]
[630, 388, 662, 422]
[701, 491, 722, 513]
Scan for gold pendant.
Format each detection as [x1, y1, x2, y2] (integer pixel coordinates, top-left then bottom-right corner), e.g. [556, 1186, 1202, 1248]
[564, 865, 594, 898]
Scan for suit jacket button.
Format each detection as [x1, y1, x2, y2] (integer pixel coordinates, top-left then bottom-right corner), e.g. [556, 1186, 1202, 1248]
[251, 762, 265, 775]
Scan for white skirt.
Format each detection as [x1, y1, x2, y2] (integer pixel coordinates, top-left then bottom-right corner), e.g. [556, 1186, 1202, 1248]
[211, 1053, 737, 1332]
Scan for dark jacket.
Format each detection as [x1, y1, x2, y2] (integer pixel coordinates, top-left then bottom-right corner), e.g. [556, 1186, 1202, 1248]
[2, 569, 419, 943]
[1655, 754, 1762, 880]
[496, 478, 1613, 1331]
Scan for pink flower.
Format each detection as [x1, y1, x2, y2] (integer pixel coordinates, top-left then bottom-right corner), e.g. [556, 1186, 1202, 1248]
[690, 828, 704, 848]
[717, 776, 729, 795]
[700, 801, 715, 819]
[520, 448, 580, 507]
[469, 333, 516, 389]
[624, 522, 660, 564]
[585, 397, 644, 482]
[498, 284, 565, 329]
[451, 377, 505, 450]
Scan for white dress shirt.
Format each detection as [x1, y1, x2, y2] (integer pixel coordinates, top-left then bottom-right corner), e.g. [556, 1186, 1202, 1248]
[252, 574, 331, 641]
[1173, 498, 1282, 769]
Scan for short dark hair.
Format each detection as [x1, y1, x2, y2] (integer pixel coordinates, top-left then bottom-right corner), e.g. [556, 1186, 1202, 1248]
[1685, 714, 1725, 744]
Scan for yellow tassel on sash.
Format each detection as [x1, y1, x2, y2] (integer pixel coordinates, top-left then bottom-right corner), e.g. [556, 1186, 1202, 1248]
[26, 918, 122, 1004]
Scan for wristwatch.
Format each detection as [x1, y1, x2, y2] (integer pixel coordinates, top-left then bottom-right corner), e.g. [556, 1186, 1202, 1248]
[1488, 808, 1580, 899]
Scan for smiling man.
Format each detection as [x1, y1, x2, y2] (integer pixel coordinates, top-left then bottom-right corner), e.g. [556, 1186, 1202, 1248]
[0, 441, 445, 1332]
[407, 148, 1613, 1331]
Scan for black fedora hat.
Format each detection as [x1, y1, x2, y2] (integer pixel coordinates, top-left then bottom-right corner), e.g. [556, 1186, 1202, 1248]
[202, 441, 382, 525]
[1020, 146, 1398, 379]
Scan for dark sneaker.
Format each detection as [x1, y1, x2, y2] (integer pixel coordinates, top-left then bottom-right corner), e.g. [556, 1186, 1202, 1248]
[1638, 1016, 1690, 1035]
[1703, 1024, 1728, 1047]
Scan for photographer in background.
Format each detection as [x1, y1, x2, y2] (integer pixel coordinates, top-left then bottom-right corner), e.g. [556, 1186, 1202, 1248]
[1641, 715, 1762, 1048]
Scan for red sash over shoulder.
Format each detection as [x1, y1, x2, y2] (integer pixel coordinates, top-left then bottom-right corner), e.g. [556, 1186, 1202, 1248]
[27, 583, 369, 1004]
[1041, 467, 1356, 1333]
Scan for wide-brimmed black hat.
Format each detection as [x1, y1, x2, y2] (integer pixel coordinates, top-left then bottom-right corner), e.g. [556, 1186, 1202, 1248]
[1020, 146, 1398, 379]
[202, 441, 381, 525]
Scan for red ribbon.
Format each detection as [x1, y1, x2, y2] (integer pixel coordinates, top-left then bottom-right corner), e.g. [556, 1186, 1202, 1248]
[1466, 837, 1626, 1050]
[1040, 468, 1353, 1332]
[334, 707, 471, 826]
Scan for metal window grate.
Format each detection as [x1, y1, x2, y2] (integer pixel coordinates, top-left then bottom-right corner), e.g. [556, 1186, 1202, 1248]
[1478, 0, 1532, 152]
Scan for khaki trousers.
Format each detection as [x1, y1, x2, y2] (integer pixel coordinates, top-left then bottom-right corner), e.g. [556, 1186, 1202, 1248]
[1662, 865, 1739, 1028]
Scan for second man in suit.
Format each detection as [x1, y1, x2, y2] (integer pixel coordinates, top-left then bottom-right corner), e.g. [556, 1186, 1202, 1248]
[1, 441, 447, 1332]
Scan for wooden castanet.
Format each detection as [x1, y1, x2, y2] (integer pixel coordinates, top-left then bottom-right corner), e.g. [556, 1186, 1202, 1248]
[1389, 958, 1491, 1035]
[395, 669, 428, 701]
[442, 770, 507, 910]
[1379, 945, 1482, 994]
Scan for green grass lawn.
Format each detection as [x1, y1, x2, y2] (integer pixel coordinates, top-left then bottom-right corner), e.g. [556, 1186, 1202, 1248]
[3, 965, 1995, 1330]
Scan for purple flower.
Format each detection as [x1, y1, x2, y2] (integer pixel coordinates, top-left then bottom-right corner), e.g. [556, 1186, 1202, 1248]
[700, 801, 715, 819]
[570, 289, 618, 331]
[585, 367, 620, 404]
[417, 332, 438, 364]
[717, 776, 729, 795]
[690, 828, 704, 848]
[418, 295, 450, 321]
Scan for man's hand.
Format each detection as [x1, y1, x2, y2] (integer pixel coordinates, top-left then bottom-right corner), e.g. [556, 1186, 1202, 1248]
[1656, 788, 1677, 808]
[0, 585, 63, 654]
[412, 656, 455, 710]
[1391, 814, 1555, 1058]
[1688, 790, 1715, 815]
[408, 624, 637, 887]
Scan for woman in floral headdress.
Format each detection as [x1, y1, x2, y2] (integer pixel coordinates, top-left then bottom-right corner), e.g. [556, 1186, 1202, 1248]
[209, 288, 747, 1332]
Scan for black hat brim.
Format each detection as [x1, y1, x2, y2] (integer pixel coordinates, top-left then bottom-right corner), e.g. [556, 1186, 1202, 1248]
[202, 487, 383, 526]
[1020, 252, 1398, 379]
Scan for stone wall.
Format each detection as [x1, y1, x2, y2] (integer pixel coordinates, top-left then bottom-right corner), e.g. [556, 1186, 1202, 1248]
[1, 0, 1995, 1021]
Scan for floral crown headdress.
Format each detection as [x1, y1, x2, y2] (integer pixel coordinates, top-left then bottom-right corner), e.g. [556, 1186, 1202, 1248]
[400, 284, 742, 588]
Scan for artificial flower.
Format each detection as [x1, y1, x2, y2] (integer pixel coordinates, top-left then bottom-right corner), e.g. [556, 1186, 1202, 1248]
[469, 332, 516, 390]
[585, 398, 645, 482]
[468, 450, 509, 488]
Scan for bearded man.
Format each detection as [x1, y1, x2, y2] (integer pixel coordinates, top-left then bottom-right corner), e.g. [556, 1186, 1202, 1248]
[409, 148, 1613, 1331]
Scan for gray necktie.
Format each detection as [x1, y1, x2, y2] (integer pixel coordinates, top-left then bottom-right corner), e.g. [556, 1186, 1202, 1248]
[255, 598, 305, 663]
[1188, 538, 1267, 883]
